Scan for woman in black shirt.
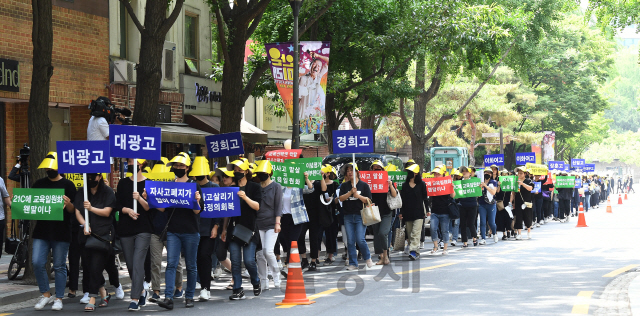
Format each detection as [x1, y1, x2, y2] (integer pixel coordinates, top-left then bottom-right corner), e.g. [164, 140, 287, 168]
[220, 160, 262, 300]
[116, 159, 153, 311]
[370, 160, 397, 265]
[338, 163, 373, 270]
[74, 173, 116, 311]
[319, 164, 340, 265]
[510, 167, 534, 240]
[495, 169, 513, 240]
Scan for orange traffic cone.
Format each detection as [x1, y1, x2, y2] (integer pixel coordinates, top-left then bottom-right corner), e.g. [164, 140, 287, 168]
[618, 194, 623, 205]
[576, 203, 588, 228]
[606, 197, 613, 213]
[624, 192, 628, 200]
[276, 241, 316, 306]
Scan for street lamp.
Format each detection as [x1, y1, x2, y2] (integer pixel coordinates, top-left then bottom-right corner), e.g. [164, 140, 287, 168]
[290, 0, 304, 149]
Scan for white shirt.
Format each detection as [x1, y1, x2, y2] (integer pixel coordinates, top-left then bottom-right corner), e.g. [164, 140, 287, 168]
[87, 116, 109, 141]
[0, 178, 9, 220]
[282, 187, 292, 215]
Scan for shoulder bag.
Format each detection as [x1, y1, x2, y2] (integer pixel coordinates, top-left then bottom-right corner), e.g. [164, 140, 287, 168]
[386, 187, 403, 210]
[4, 220, 19, 255]
[496, 200, 505, 211]
[361, 199, 381, 226]
[230, 223, 254, 245]
[447, 197, 460, 220]
[85, 231, 114, 253]
[393, 225, 406, 251]
[519, 188, 533, 209]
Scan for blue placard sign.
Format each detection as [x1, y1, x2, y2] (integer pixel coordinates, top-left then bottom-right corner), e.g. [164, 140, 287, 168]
[571, 159, 585, 168]
[483, 154, 504, 166]
[109, 125, 162, 160]
[201, 187, 241, 218]
[515, 152, 536, 165]
[205, 132, 244, 158]
[145, 181, 198, 209]
[332, 129, 374, 154]
[532, 182, 541, 193]
[575, 178, 582, 188]
[584, 164, 595, 173]
[57, 141, 111, 174]
[549, 161, 565, 171]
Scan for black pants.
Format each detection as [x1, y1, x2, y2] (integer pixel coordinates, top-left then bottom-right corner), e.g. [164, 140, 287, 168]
[559, 199, 570, 219]
[279, 214, 303, 264]
[144, 248, 151, 283]
[85, 248, 110, 296]
[297, 223, 308, 255]
[0, 219, 5, 258]
[322, 220, 339, 254]
[68, 230, 82, 291]
[301, 222, 323, 260]
[542, 199, 552, 218]
[459, 206, 477, 242]
[197, 236, 216, 290]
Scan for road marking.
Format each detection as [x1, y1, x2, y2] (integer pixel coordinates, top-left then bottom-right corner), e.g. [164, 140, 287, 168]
[497, 247, 526, 255]
[0, 313, 15, 316]
[275, 288, 341, 309]
[571, 291, 594, 314]
[602, 264, 639, 277]
[397, 262, 457, 275]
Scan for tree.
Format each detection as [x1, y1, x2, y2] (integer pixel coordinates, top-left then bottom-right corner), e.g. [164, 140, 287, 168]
[583, 129, 640, 165]
[25, 0, 55, 285]
[587, 0, 640, 55]
[120, 0, 185, 127]
[602, 45, 640, 132]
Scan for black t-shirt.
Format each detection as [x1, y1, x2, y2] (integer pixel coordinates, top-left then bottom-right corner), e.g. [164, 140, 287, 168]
[230, 181, 262, 231]
[514, 178, 533, 206]
[431, 194, 450, 215]
[74, 184, 116, 236]
[339, 180, 372, 215]
[372, 189, 392, 216]
[115, 177, 154, 237]
[167, 181, 202, 234]
[305, 180, 338, 220]
[31, 177, 77, 242]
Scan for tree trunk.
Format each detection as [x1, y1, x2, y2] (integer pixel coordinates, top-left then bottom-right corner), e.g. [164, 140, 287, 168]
[325, 93, 338, 153]
[411, 54, 428, 169]
[25, 0, 54, 285]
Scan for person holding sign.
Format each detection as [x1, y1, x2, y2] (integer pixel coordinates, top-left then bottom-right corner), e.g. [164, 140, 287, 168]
[73, 173, 116, 311]
[495, 169, 513, 240]
[557, 171, 573, 222]
[456, 167, 479, 247]
[477, 168, 498, 245]
[30, 154, 77, 311]
[253, 160, 283, 291]
[509, 167, 534, 240]
[319, 164, 340, 266]
[427, 166, 455, 255]
[220, 160, 262, 301]
[338, 163, 373, 270]
[400, 164, 429, 259]
[115, 159, 153, 311]
[157, 155, 202, 310]
[370, 161, 397, 265]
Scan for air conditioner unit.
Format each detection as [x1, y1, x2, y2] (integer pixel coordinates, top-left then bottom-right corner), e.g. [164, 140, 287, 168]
[113, 60, 136, 83]
[161, 41, 176, 89]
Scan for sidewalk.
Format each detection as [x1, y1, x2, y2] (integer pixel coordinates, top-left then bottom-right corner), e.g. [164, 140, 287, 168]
[628, 272, 640, 316]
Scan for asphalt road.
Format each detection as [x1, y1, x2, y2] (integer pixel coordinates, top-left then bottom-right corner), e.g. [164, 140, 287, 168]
[4, 193, 639, 315]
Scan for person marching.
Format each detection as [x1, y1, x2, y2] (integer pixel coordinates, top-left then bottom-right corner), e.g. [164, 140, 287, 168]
[510, 167, 534, 239]
[370, 160, 397, 265]
[477, 168, 498, 244]
[457, 166, 479, 247]
[319, 164, 340, 265]
[428, 166, 455, 255]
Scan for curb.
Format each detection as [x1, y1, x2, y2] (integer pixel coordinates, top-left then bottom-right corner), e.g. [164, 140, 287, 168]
[629, 272, 640, 316]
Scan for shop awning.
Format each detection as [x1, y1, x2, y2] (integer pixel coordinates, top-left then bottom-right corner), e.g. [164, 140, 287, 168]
[158, 123, 209, 145]
[184, 115, 268, 144]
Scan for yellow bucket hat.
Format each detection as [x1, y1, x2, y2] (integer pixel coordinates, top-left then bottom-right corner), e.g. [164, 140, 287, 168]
[38, 152, 58, 170]
[384, 164, 397, 172]
[321, 164, 337, 175]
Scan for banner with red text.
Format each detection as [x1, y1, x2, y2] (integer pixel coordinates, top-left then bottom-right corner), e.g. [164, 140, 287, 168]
[424, 177, 454, 196]
[359, 171, 389, 193]
[265, 149, 302, 163]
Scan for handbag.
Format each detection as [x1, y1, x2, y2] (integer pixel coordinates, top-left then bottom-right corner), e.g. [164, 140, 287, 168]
[393, 225, 406, 251]
[361, 199, 381, 226]
[519, 183, 533, 209]
[447, 198, 460, 220]
[387, 188, 402, 210]
[230, 223, 254, 245]
[85, 233, 114, 253]
[4, 220, 19, 255]
[496, 200, 505, 211]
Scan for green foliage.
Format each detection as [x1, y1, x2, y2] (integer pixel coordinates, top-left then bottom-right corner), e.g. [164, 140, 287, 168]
[602, 44, 640, 132]
[583, 129, 640, 165]
[587, 0, 640, 39]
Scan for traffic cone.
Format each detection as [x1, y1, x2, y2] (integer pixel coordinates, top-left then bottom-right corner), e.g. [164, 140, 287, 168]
[618, 194, 623, 205]
[276, 241, 316, 306]
[624, 192, 628, 200]
[576, 203, 588, 228]
[606, 197, 613, 213]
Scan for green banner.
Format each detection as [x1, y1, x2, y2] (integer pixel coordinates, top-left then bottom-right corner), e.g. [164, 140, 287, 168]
[388, 171, 408, 190]
[499, 175, 518, 192]
[556, 176, 575, 188]
[285, 157, 323, 181]
[272, 161, 305, 188]
[11, 188, 65, 221]
[453, 178, 482, 198]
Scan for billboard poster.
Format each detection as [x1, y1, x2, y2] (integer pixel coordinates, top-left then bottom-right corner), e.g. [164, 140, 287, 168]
[542, 131, 555, 163]
[265, 41, 330, 135]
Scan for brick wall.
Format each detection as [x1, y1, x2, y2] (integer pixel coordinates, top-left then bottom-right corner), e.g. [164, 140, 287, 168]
[108, 84, 184, 123]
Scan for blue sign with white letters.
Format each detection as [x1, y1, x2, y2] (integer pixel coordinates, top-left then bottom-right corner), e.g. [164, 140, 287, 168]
[205, 132, 244, 158]
[571, 159, 585, 168]
[332, 129, 374, 154]
[584, 164, 595, 173]
[200, 187, 241, 218]
[145, 181, 199, 209]
[575, 178, 582, 188]
[483, 154, 504, 166]
[57, 141, 111, 174]
[548, 161, 565, 171]
[516, 152, 536, 165]
[532, 182, 541, 193]
[109, 125, 162, 160]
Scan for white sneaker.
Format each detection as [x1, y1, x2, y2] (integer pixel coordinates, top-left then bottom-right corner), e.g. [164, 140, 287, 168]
[515, 234, 522, 240]
[143, 281, 150, 291]
[115, 284, 125, 299]
[527, 231, 531, 240]
[241, 269, 250, 278]
[419, 242, 425, 249]
[274, 280, 281, 289]
[494, 235, 499, 243]
[366, 259, 374, 268]
[536, 223, 540, 228]
[540, 220, 545, 225]
[261, 279, 269, 291]
[199, 289, 210, 301]
[214, 267, 223, 279]
[195, 282, 201, 290]
[404, 244, 410, 255]
[346, 265, 358, 271]
[52, 298, 63, 311]
[478, 239, 486, 245]
[277, 260, 283, 270]
[451, 240, 457, 247]
[344, 260, 349, 266]
[79, 292, 90, 304]
[35, 295, 54, 310]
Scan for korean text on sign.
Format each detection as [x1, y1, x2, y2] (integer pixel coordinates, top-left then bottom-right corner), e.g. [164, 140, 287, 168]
[109, 125, 162, 160]
[271, 161, 305, 188]
[56, 140, 111, 174]
[452, 178, 482, 198]
[11, 188, 65, 221]
[201, 187, 241, 219]
[571, 159, 585, 168]
[532, 182, 541, 193]
[525, 163, 549, 176]
[516, 152, 536, 165]
[265, 149, 302, 163]
[205, 132, 245, 159]
[359, 171, 389, 193]
[146, 181, 199, 209]
[424, 177, 454, 197]
[388, 171, 407, 190]
[555, 176, 575, 188]
[499, 175, 518, 192]
[584, 164, 595, 173]
[285, 157, 323, 180]
[332, 129, 374, 154]
[548, 161, 565, 171]
[483, 154, 505, 166]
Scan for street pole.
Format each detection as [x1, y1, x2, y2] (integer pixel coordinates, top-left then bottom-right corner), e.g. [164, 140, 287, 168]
[290, 0, 303, 149]
[499, 127, 504, 154]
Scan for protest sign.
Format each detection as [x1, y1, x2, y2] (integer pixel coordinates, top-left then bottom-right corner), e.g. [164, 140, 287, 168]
[205, 132, 244, 158]
[549, 161, 565, 171]
[584, 164, 595, 173]
[499, 175, 518, 192]
[532, 182, 541, 193]
[332, 129, 374, 154]
[56, 141, 110, 174]
[525, 163, 549, 176]
[516, 152, 536, 165]
[145, 172, 176, 182]
[575, 178, 583, 188]
[11, 188, 65, 221]
[571, 159, 585, 168]
[285, 157, 323, 180]
[110, 125, 161, 160]
[201, 187, 241, 218]
[555, 176, 575, 188]
[484, 154, 504, 166]
[452, 178, 482, 198]
[424, 177, 454, 196]
[265, 149, 302, 163]
[388, 171, 407, 190]
[272, 161, 305, 188]
[359, 171, 389, 193]
[146, 181, 199, 209]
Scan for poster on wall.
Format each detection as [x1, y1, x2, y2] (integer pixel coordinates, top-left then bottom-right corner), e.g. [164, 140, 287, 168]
[265, 41, 331, 135]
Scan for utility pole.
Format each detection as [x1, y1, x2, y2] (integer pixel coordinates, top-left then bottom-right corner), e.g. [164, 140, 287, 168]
[499, 127, 504, 154]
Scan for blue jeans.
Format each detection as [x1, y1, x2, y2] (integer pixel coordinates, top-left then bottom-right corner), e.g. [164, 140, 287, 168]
[165, 232, 199, 299]
[553, 201, 559, 218]
[477, 203, 497, 240]
[32, 238, 69, 298]
[343, 214, 371, 267]
[449, 218, 459, 243]
[228, 239, 259, 291]
[584, 194, 590, 211]
[430, 213, 450, 243]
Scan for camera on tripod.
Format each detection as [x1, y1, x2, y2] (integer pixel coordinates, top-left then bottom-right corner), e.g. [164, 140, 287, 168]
[89, 96, 133, 125]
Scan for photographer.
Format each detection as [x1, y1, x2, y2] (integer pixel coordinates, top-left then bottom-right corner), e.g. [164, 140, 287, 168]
[8, 144, 31, 183]
[87, 97, 111, 141]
